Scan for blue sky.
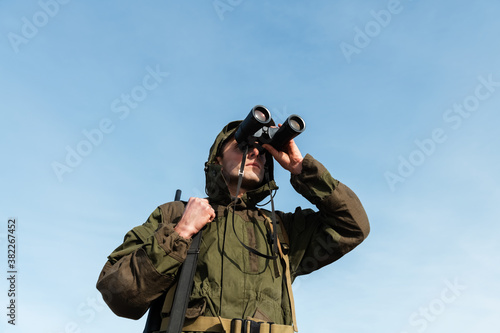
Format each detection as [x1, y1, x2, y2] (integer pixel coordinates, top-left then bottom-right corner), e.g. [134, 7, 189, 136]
[1, 1, 499, 332]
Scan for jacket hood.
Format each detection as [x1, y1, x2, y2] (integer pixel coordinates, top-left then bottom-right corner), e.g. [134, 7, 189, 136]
[204, 120, 278, 207]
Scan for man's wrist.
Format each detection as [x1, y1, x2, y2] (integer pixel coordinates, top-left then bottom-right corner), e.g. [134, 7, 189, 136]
[174, 223, 195, 239]
[290, 159, 303, 175]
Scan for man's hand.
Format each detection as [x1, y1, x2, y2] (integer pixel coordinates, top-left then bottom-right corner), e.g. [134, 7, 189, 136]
[174, 197, 215, 239]
[262, 132, 303, 175]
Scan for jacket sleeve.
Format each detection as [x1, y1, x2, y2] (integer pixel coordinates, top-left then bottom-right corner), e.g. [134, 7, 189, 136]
[96, 202, 192, 319]
[283, 154, 370, 278]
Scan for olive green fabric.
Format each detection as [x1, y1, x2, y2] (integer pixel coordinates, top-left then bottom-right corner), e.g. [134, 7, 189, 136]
[96, 120, 370, 330]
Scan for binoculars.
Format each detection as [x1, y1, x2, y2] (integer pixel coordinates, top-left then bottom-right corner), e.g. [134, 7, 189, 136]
[235, 105, 306, 151]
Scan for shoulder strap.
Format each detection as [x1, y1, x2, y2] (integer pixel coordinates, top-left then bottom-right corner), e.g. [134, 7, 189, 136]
[258, 209, 298, 332]
[258, 209, 290, 250]
[275, 211, 290, 250]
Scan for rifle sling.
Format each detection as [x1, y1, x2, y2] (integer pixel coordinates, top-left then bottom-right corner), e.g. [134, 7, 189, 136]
[161, 230, 203, 333]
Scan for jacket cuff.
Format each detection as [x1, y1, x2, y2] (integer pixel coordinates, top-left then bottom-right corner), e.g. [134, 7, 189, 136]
[155, 223, 192, 263]
[291, 154, 340, 205]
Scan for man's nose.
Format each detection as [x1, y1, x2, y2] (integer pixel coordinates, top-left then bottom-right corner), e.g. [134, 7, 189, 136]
[248, 145, 261, 157]
[248, 146, 266, 161]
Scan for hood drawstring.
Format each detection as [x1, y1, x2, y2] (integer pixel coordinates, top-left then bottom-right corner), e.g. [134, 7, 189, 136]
[229, 147, 279, 260]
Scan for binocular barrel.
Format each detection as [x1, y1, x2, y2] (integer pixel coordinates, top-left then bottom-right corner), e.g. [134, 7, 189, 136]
[235, 105, 272, 145]
[235, 105, 306, 151]
[269, 114, 306, 150]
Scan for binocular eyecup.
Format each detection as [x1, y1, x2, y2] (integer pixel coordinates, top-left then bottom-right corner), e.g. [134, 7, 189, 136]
[235, 105, 306, 151]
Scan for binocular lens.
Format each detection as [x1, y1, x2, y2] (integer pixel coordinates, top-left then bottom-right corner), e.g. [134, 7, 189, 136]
[254, 110, 267, 122]
[289, 119, 301, 132]
[287, 115, 305, 133]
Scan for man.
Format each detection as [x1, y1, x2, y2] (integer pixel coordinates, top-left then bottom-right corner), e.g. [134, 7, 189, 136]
[96, 119, 370, 332]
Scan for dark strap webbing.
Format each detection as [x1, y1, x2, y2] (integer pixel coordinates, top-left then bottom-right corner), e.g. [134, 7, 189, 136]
[144, 189, 200, 333]
[143, 294, 165, 333]
[161, 230, 203, 332]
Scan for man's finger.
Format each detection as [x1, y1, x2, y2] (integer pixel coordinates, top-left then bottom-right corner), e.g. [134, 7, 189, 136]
[262, 143, 279, 157]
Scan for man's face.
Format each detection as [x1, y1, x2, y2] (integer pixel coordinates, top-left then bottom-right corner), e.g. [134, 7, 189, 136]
[216, 138, 267, 193]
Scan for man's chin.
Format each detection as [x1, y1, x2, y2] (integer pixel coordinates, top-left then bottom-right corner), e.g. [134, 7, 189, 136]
[241, 177, 265, 191]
